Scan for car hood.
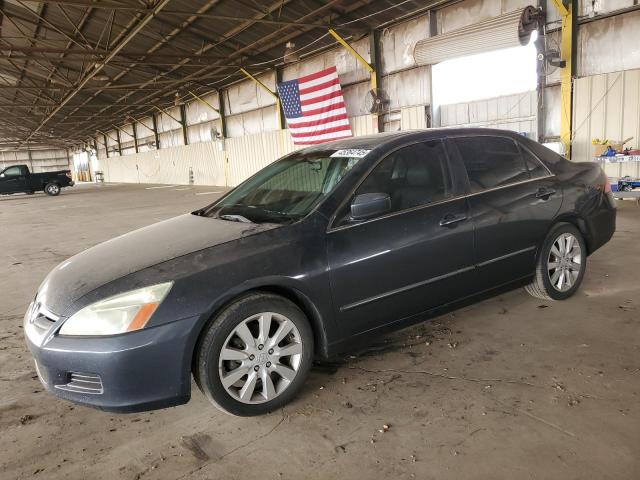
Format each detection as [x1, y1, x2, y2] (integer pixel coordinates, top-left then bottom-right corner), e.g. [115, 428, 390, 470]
[37, 213, 278, 316]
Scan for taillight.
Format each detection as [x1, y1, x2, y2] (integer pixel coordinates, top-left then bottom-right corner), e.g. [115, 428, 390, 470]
[65, 172, 72, 179]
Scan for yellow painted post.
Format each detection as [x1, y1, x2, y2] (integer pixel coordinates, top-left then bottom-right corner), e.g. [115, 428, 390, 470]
[239, 67, 284, 141]
[551, 0, 573, 158]
[329, 28, 382, 132]
[328, 28, 373, 74]
[188, 90, 220, 114]
[153, 105, 182, 124]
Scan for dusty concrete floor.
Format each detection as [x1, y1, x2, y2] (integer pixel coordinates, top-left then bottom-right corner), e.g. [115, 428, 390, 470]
[1, 183, 639, 480]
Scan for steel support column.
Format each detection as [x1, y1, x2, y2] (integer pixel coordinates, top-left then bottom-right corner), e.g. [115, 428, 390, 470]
[103, 133, 109, 158]
[179, 103, 189, 146]
[551, 0, 574, 158]
[151, 113, 160, 149]
[132, 121, 139, 153]
[115, 128, 122, 156]
[274, 68, 286, 130]
[369, 29, 383, 133]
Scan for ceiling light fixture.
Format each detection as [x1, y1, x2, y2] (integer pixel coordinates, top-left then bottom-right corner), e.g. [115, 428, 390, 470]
[283, 41, 299, 64]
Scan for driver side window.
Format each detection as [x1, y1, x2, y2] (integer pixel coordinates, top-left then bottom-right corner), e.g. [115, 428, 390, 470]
[338, 141, 451, 225]
[3, 166, 21, 176]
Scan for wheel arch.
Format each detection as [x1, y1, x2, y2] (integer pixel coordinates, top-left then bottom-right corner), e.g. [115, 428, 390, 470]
[190, 282, 331, 378]
[548, 213, 592, 254]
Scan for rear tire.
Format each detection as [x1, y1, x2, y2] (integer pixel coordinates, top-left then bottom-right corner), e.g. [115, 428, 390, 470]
[525, 223, 587, 301]
[44, 182, 61, 196]
[195, 293, 313, 416]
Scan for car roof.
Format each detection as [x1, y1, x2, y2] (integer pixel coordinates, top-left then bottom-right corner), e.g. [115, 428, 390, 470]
[299, 128, 526, 154]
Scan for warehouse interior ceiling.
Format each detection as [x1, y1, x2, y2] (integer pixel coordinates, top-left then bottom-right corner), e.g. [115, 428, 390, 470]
[0, 0, 432, 150]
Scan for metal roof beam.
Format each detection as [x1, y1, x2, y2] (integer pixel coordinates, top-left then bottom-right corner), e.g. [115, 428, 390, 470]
[19, 0, 172, 146]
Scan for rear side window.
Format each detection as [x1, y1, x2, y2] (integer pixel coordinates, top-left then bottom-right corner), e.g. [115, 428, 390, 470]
[454, 136, 529, 193]
[520, 145, 549, 179]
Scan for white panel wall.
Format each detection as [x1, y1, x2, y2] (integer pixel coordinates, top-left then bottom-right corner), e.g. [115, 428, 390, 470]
[96, 115, 378, 187]
[579, 0, 637, 18]
[437, 0, 531, 34]
[572, 69, 640, 163]
[578, 10, 640, 77]
[97, 141, 226, 186]
[401, 106, 429, 130]
[439, 90, 537, 137]
[380, 15, 430, 74]
[226, 131, 292, 186]
[0, 149, 69, 173]
[599, 158, 640, 180]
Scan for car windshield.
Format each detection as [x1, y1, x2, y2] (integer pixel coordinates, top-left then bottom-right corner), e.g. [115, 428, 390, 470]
[199, 150, 367, 224]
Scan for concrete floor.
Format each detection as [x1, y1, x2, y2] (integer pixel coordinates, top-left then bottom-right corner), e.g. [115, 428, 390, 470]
[1, 183, 639, 480]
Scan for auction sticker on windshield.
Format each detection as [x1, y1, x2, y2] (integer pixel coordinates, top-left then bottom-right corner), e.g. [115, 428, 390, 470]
[330, 149, 371, 158]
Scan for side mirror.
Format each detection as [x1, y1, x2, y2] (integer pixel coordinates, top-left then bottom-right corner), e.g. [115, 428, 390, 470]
[350, 192, 391, 221]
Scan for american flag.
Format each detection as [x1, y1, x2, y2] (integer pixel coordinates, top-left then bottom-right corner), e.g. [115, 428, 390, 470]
[277, 66, 352, 146]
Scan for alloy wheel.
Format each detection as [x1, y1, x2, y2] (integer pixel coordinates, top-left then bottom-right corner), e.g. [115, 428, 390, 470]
[547, 233, 582, 292]
[218, 312, 303, 404]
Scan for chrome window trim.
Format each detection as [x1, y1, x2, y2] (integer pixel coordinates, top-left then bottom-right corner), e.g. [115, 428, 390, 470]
[462, 173, 556, 199]
[328, 174, 555, 234]
[518, 142, 554, 177]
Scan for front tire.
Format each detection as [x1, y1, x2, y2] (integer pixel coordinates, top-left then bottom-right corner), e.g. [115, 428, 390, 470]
[44, 182, 61, 196]
[525, 223, 587, 300]
[195, 293, 314, 416]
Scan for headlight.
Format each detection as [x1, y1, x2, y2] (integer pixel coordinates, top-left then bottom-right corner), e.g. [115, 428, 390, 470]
[59, 282, 173, 336]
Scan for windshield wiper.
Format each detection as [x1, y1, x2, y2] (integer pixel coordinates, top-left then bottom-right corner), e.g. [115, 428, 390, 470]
[219, 214, 253, 223]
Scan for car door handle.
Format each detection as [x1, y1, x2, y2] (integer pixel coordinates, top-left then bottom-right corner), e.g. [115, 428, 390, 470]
[535, 188, 556, 200]
[439, 213, 467, 227]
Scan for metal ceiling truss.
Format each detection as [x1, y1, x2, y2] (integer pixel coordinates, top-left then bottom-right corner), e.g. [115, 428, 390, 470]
[0, 0, 427, 149]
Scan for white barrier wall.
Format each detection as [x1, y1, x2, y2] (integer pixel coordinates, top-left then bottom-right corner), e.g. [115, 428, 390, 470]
[98, 141, 226, 186]
[96, 115, 377, 187]
[0, 149, 69, 173]
[572, 68, 640, 163]
[600, 158, 640, 180]
[439, 90, 537, 138]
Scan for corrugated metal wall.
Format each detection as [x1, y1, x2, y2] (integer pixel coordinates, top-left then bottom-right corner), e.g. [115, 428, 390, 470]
[0, 149, 69, 173]
[439, 90, 537, 137]
[98, 141, 226, 186]
[97, 115, 380, 187]
[577, 9, 640, 78]
[93, 9, 435, 188]
[572, 69, 640, 163]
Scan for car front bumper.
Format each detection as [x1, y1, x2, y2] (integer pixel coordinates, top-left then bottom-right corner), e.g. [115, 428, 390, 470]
[24, 311, 200, 413]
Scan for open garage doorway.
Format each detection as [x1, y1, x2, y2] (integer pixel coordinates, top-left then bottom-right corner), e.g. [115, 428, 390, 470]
[432, 37, 538, 138]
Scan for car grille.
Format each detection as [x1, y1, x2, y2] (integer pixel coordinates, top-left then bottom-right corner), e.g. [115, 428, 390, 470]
[55, 372, 104, 395]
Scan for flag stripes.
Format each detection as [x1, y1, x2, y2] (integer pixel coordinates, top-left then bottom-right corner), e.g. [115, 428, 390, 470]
[277, 66, 352, 145]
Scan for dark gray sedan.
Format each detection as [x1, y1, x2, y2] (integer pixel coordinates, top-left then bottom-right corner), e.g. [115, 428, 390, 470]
[24, 129, 616, 416]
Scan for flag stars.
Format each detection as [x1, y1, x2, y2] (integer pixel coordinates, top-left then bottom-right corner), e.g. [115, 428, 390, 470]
[276, 68, 352, 145]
